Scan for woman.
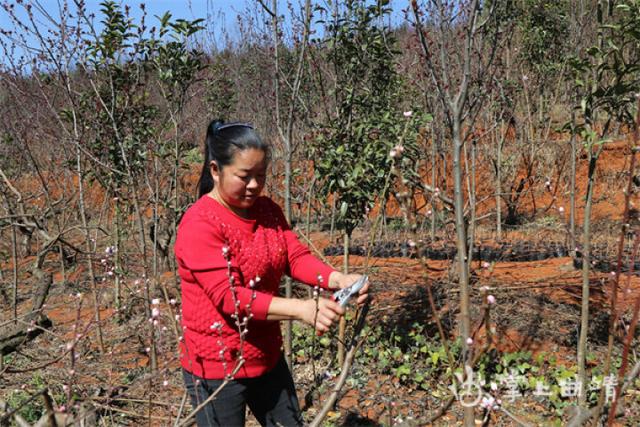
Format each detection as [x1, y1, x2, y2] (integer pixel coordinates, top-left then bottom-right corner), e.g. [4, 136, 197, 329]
[175, 120, 369, 426]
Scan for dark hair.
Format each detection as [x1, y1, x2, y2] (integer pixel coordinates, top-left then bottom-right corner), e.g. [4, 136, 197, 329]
[197, 119, 270, 198]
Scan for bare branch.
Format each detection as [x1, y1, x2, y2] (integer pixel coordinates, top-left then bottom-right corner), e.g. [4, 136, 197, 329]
[309, 302, 369, 427]
[256, 0, 276, 17]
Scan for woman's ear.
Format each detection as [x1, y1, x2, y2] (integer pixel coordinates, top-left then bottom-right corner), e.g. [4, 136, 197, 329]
[210, 161, 220, 185]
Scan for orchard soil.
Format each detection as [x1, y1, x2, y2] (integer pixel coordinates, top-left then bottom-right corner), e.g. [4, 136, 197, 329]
[2, 138, 640, 425]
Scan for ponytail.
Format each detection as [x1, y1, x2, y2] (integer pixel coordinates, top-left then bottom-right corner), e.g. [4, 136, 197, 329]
[197, 120, 224, 198]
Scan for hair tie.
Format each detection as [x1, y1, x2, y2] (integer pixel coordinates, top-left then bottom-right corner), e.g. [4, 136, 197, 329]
[210, 120, 225, 135]
[211, 120, 255, 136]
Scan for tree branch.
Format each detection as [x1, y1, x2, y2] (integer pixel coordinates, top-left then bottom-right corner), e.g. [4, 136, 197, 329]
[309, 302, 370, 427]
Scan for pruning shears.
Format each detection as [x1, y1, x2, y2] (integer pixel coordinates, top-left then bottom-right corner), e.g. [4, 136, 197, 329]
[332, 275, 368, 308]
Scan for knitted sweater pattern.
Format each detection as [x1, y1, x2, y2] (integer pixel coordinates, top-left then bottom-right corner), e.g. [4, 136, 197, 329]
[175, 195, 333, 379]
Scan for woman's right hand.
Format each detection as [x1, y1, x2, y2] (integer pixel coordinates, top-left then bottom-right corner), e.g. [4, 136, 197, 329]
[299, 297, 345, 334]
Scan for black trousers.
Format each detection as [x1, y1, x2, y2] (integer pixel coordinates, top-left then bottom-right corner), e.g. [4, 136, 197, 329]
[182, 356, 303, 427]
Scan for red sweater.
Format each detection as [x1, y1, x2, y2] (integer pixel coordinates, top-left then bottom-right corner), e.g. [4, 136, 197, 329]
[175, 195, 335, 379]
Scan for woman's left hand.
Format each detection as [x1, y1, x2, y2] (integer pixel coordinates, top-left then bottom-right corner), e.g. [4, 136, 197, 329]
[327, 272, 370, 306]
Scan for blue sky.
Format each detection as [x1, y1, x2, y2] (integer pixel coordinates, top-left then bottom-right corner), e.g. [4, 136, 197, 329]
[0, 1, 247, 25]
[0, 0, 407, 64]
[0, 1, 252, 45]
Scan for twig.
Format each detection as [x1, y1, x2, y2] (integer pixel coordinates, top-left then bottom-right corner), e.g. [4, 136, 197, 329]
[622, 358, 640, 392]
[256, 0, 276, 17]
[308, 302, 369, 427]
[0, 166, 22, 201]
[92, 396, 175, 407]
[91, 403, 172, 421]
[297, 231, 336, 269]
[173, 391, 188, 427]
[396, 396, 455, 426]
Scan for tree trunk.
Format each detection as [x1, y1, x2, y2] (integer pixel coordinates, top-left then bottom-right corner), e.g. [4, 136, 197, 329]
[569, 109, 577, 251]
[578, 152, 598, 404]
[76, 147, 105, 353]
[283, 154, 293, 368]
[338, 232, 349, 367]
[129, 181, 157, 370]
[329, 197, 336, 245]
[114, 198, 121, 309]
[306, 176, 316, 298]
[496, 121, 503, 241]
[466, 141, 477, 272]
[453, 116, 473, 425]
[58, 244, 66, 284]
[431, 125, 437, 241]
[11, 223, 18, 324]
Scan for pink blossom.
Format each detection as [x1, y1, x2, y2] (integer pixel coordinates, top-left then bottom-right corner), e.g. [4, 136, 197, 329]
[487, 295, 496, 304]
[403, 111, 413, 117]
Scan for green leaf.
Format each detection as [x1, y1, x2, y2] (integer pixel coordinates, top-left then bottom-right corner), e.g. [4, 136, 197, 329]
[430, 352, 440, 365]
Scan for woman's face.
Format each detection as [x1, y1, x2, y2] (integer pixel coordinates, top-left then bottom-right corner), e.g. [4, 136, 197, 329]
[211, 148, 267, 214]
